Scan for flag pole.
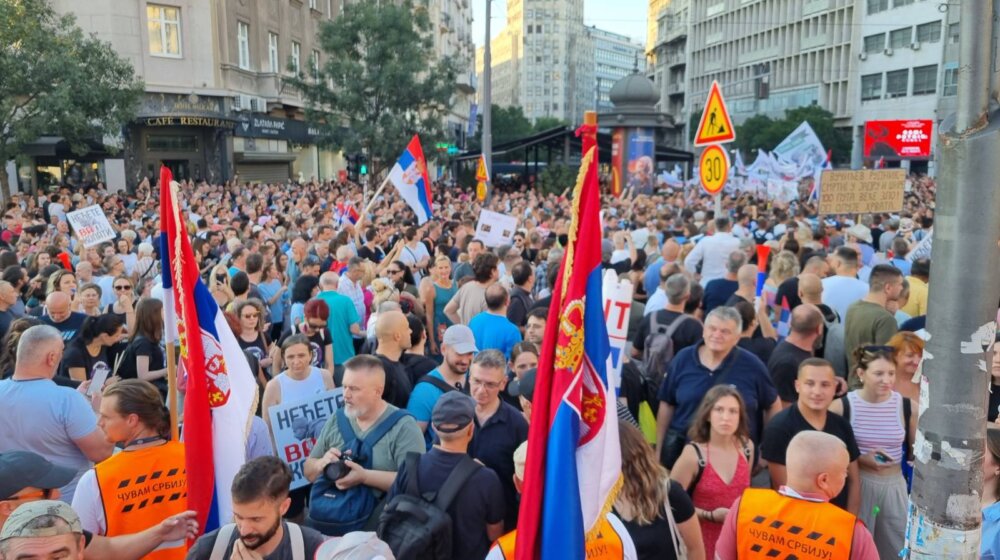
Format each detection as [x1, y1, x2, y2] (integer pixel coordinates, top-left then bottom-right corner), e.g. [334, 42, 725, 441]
[363, 174, 392, 215]
[166, 341, 179, 440]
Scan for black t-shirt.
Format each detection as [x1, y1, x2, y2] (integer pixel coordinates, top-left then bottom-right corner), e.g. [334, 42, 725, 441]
[278, 327, 330, 368]
[376, 354, 414, 409]
[122, 335, 167, 394]
[40, 311, 87, 341]
[775, 277, 802, 310]
[760, 405, 860, 509]
[357, 245, 384, 264]
[991, 384, 1000, 423]
[238, 333, 269, 365]
[738, 336, 777, 365]
[187, 522, 326, 560]
[618, 480, 696, 560]
[399, 352, 439, 387]
[632, 310, 703, 357]
[767, 341, 814, 404]
[387, 448, 505, 560]
[702, 278, 738, 315]
[0, 309, 14, 341]
[59, 338, 111, 381]
[724, 292, 750, 307]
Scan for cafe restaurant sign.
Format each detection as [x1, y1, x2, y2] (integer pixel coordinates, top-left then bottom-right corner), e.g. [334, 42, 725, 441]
[137, 93, 237, 128]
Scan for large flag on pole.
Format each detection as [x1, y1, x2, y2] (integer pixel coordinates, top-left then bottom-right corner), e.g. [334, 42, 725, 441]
[516, 113, 621, 560]
[159, 166, 258, 536]
[387, 135, 433, 224]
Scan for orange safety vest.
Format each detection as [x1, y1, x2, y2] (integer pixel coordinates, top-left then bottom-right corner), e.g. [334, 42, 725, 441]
[491, 516, 625, 559]
[95, 440, 187, 560]
[736, 488, 855, 560]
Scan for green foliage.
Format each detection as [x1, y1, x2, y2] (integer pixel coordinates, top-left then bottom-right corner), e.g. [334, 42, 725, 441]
[467, 105, 533, 152]
[532, 116, 568, 133]
[734, 105, 851, 164]
[290, 1, 457, 178]
[0, 0, 144, 198]
[536, 164, 578, 196]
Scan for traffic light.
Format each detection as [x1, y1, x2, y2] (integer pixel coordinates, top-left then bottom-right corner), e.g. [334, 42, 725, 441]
[359, 155, 368, 176]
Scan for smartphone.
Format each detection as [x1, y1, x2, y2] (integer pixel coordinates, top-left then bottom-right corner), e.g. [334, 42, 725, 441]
[874, 451, 893, 464]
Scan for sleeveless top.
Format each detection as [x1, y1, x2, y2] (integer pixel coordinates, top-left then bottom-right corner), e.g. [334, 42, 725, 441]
[432, 280, 457, 340]
[847, 390, 905, 463]
[690, 442, 750, 559]
[276, 367, 326, 402]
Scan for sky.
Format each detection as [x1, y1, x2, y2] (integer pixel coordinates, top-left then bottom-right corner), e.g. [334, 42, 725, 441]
[471, 0, 649, 47]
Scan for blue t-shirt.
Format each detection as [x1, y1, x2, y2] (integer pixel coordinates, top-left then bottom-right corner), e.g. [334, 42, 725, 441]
[702, 278, 739, 315]
[468, 312, 522, 359]
[407, 369, 447, 424]
[658, 343, 778, 443]
[317, 290, 360, 366]
[644, 258, 663, 296]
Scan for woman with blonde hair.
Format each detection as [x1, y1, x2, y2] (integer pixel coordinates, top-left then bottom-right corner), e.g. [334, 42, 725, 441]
[419, 255, 457, 356]
[764, 250, 800, 313]
[208, 264, 235, 308]
[615, 422, 705, 560]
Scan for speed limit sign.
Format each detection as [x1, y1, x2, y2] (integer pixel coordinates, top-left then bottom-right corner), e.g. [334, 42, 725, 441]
[699, 144, 730, 195]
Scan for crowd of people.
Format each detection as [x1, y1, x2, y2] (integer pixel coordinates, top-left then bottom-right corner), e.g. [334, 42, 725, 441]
[0, 170, 991, 560]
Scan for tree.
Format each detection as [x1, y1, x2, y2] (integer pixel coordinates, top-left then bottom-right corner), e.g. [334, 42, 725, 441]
[467, 104, 534, 152]
[533, 116, 568, 133]
[733, 105, 851, 164]
[0, 0, 143, 201]
[291, 1, 457, 179]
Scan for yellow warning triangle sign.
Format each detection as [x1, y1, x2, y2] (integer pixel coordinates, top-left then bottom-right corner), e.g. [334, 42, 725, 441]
[475, 154, 489, 183]
[694, 80, 736, 146]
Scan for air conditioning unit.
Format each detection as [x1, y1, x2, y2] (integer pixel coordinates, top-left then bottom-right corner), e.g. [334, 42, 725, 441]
[884, 48, 894, 56]
[250, 97, 267, 112]
[911, 42, 921, 50]
[233, 94, 253, 112]
[858, 52, 868, 60]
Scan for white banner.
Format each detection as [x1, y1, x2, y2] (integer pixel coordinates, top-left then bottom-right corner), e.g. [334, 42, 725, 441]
[66, 205, 116, 248]
[772, 121, 827, 171]
[602, 269, 633, 390]
[474, 209, 518, 248]
[267, 388, 344, 490]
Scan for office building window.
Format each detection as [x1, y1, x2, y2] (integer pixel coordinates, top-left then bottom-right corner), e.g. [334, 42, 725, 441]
[311, 49, 320, 79]
[889, 27, 911, 49]
[147, 4, 181, 57]
[916, 21, 942, 43]
[894, 0, 914, 6]
[912, 65, 937, 95]
[886, 69, 908, 98]
[948, 23, 960, 44]
[861, 73, 882, 101]
[863, 34, 884, 54]
[867, 0, 888, 14]
[237, 21, 250, 70]
[309, 0, 317, 9]
[268, 33, 279, 72]
[291, 41, 301, 73]
[943, 67, 958, 96]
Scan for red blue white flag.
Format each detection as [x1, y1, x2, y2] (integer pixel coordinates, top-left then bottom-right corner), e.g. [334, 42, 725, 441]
[160, 166, 258, 536]
[387, 134, 433, 224]
[516, 121, 621, 559]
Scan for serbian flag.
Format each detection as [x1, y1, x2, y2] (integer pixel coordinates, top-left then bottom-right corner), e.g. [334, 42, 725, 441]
[875, 156, 886, 169]
[160, 166, 258, 536]
[755, 245, 770, 298]
[516, 118, 621, 560]
[336, 202, 359, 227]
[776, 296, 792, 339]
[388, 134, 433, 224]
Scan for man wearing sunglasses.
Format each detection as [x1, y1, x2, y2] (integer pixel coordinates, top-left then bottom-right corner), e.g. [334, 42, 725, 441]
[0, 451, 199, 560]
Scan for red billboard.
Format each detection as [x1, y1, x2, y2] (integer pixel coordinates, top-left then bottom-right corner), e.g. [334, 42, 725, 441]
[863, 120, 933, 159]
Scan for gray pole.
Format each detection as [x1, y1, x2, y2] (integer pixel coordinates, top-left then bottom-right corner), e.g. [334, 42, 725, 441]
[482, 0, 493, 197]
[906, 2, 1000, 557]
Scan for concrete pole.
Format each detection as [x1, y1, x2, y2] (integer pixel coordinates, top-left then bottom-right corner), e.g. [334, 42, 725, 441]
[482, 0, 493, 199]
[906, 1, 1000, 557]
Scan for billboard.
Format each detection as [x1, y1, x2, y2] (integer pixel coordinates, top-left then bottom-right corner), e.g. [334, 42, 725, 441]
[626, 128, 656, 195]
[864, 120, 933, 159]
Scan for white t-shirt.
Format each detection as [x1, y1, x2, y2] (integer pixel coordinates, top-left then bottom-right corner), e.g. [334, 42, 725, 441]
[821, 275, 870, 319]
[400, 242, 430, 283]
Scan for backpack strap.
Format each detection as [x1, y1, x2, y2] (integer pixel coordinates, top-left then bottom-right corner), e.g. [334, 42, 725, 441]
[286, 522, 304, 560]
[664, 314, 691, 339]
[336, 409, 358, 449]
[433, 455, 482, 511]
[402, 452, 422, 497]
[418, 374, 458, 394]
[208, 523, 237, 560]
[840, 395, 852, 423]
[649, 312, 663, 334]
[686, 442, 706, 493]
[903, 397, 913, 460]
[358, 409, 412, 462]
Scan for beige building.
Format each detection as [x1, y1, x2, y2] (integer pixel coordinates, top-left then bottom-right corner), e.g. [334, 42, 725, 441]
[423, 0, 477, 150]
[649, 0, 689, 147]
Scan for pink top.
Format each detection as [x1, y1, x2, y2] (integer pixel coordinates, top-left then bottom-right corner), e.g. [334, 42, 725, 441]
[690, 443, 750, 559]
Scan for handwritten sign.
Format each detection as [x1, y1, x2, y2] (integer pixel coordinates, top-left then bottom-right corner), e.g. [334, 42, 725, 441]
[602, 269, 634, 389]
[66, 205, 116, 247]
[267, 388, 343, 490]
[474, 209, 518, 248]
[818, 169, 906, 215]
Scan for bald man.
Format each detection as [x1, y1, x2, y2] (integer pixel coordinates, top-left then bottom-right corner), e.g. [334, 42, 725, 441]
[374, 310, 414, 408]
[644, 237, 681, 296]
[469, 284, 522, 360]
[726, 264, 759, 306]
[775, 255, 830, 310]
[41, 291, 88, 341]
[716, 431, 877, 559]
[767, 304, 825, 406]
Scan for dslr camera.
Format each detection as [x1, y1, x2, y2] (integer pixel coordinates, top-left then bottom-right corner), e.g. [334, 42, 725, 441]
[323, 451, 366, 482]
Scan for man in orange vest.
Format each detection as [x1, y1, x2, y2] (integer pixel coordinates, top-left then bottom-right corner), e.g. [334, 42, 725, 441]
[70, 380, 189, 560]
[716, 431, 878, 559]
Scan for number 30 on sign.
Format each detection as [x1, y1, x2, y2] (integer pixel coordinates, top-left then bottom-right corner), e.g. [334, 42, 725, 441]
[699, 144, 730, 195]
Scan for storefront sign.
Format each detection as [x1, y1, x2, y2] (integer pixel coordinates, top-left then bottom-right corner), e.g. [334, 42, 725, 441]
[863, 120, 933, 159]
[268, 388, 344, 490]
[818, 169, 906, 215]
[141, 116, 237, 129]
[137, 93, 226, 118]
[234, 115, 321, 144]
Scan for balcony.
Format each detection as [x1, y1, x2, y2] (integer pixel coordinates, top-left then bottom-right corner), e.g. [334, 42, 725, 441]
[667, 81, 685, 95]
[456, 71, 476, 93]
[666, 52, 686, 67]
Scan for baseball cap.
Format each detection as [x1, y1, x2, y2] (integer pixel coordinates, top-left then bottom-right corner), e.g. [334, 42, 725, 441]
[0, 452, 75, 500]
[315, 531, 394, 560]
[431, 392, 476, 433]
[442, 325, 478, 354]
[0, 500, 82, 541]
[508, 368, 536, 402]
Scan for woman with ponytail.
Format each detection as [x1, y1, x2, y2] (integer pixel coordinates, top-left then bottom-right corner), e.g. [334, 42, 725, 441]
[70, 379, 192, 559]
[60, 313, 124, 383]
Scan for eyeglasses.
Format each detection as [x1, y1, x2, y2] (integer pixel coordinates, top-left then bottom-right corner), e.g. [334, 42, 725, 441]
[114, 285, 131, 291]
[387, 269, 402, 274]
[469, 377, 502, 390]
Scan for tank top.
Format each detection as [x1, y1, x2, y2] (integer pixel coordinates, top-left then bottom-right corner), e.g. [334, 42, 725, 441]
[432, 280, 457, 340]
[847, 390, 905, 463]
[690, 442, 750, 560]
[276, 367, 326, 402]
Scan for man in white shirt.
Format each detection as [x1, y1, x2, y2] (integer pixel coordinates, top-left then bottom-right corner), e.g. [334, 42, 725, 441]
[337, 257, 367, 323]
[821, 246, 869, 319]
[683, 216, 742, 285]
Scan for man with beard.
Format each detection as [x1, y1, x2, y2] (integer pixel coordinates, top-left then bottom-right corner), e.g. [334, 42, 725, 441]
[406, 325, 476, 436]
[187, 457, 326, 559]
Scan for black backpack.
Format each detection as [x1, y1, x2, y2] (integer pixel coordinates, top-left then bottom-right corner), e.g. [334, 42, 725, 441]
[642, 313, 691, 389]
[377, 452, 481, 560]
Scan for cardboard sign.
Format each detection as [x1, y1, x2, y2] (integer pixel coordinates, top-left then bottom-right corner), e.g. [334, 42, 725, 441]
[66, 205, 116, 248]
[818, 169, 906, 215]
[268, 388, 344, 490]
[602, 269, 633, 389]
[474, 209, 518, 248]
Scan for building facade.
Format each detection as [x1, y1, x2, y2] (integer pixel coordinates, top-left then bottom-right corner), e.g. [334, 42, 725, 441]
[649, 0, 689, 147]
[423, 0, 477, 150]
[587, 26, 646, 113]
[476, 0, 594, 124]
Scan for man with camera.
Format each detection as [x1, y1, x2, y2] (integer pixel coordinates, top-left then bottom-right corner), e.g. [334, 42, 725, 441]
[303, 355, 424, 536]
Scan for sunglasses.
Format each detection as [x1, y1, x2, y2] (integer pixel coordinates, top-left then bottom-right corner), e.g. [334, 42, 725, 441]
[387, 269, 402, 274]
[114, 285, 131, 291]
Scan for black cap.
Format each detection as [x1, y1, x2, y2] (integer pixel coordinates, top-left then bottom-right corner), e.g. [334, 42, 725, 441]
[508, 368, 537, 402]
[0, 452, 76, 500]
[431, 392, 476, 433]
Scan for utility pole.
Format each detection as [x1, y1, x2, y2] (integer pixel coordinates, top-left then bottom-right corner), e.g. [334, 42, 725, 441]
[482, 0, 493, 200]
[907, 2, 1000, 557]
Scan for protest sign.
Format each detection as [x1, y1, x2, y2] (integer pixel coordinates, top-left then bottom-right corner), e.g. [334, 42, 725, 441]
[268, 388, 344, 490]
[66, 205, 116, 247]
[474, 209, 518, 248]
[602, 269, 633, 389]
[818, 169, 906, 215]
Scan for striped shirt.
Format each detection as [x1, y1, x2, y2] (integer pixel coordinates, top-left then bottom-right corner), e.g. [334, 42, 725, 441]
[847, 391, 905, 464]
